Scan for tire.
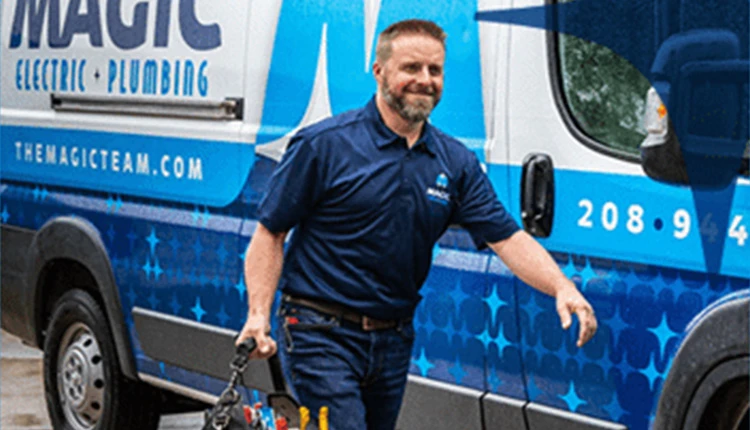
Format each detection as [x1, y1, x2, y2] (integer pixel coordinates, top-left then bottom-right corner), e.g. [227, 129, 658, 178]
[682, 356, 749, 430]
[43, 289, 160, 430]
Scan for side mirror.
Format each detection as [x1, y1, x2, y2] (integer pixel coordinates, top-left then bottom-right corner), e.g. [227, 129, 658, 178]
[640, 30, 748, 188]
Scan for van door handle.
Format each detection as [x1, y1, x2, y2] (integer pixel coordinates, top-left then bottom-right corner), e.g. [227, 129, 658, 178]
[521, 153, 555, 237]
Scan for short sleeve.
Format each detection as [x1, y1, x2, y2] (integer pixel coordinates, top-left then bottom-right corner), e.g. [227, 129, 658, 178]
[257, 134, 325, 233]
[452, 155, 520, 248]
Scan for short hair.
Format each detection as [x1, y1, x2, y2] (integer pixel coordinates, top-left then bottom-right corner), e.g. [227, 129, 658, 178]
[375, 19, 447, 62]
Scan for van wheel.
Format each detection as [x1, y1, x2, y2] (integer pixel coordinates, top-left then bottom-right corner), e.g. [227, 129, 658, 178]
[682, 356, 749, 430]
[697, 377, 749, 430]
[43, 289, 160, 430]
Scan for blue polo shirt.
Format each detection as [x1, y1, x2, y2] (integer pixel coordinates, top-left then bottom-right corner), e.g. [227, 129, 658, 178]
[258, 97, 519, 319]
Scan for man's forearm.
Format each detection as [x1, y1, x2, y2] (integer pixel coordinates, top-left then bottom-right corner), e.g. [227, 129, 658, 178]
[489, 230, 573, 296]
[244, 223, 287, 320]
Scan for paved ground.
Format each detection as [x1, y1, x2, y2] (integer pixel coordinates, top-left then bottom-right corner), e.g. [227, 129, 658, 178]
[1, 330, 204, 429]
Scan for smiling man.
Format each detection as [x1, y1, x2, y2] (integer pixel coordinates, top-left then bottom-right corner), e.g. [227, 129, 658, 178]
[237, 19, 598, 430]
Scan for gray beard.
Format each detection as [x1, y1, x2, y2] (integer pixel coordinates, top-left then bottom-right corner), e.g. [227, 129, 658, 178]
[380, 84, 438, 123]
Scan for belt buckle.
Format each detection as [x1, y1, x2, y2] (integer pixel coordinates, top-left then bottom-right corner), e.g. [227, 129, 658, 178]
[362, 316, 377, 331]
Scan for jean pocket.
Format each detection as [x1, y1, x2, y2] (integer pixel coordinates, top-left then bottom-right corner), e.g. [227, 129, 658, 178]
[281, 303, 340, 330]
[281, 304, 339, 354]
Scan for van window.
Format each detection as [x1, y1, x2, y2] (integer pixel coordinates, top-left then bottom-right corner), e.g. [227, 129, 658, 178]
[554, 0, 655, 157]
[554, 0, 749, 159]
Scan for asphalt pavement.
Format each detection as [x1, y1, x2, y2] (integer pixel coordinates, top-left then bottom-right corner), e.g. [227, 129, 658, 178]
[1, 330, 204, 429]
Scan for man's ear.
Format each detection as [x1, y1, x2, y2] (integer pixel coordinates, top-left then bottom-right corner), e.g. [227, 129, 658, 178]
[372, 61, 383, 83]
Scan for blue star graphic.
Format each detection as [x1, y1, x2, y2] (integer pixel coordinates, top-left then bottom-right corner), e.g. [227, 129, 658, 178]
[202, 207, 211, 226]
[147, 291, 160, 310]
[412, 348, 434, 377]
[602, 394, 625, 422]
[199, 273, 209, 287]
[152, 258, 164, 280]
[192, 238, 204, 261]
[456, 323, 474, 345]
[106, 224, 116, 244]
[560, 381, 587, 412]
[126, 287, 138, 306]
[191, 206, 202, 225]
[559, 343, 579, 367]
[495, 327, 512, 353]
[106, 195, 114, 212]
[478, 328, 495, 350]
[191, 297, 207, 322]
[526, 374, 543, 401]
[32, 187, 40, 201]
[188, 268, 198, 285]
[169, 293, 182, 315]
[126, 229, 138, 252]
[146, 228, 160, 256]
[487, 364, 503, 392]
[142, 258, 153, 279]
[216, 241, 229, 266]
[1, 206, 10, 223]
[449, 357, 467, 385]
[608, 308, 629, 352]
[39, 187, 48, 201]
[234, 277, 246, 300]
[450, 278, 470, 307]
[169, 235, 181, 255]
[216, 305, 231, 327]
[562, 260, 579, 279]
[526, 295, 547, 318]
[485, 283, 507, 326]
[612, 357, 632, 378]
[443, 322, 458, 341]
[642, 356, 663, 391]
[115, 195, 123, 211]
[649, 314, 676, 359]
[421, 317, 439, 339]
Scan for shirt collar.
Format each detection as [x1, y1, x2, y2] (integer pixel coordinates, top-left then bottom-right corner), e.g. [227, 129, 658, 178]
[364, 96, 437, 157]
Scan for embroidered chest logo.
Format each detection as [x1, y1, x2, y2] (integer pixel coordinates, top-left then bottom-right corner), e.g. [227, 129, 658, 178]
[426, 173, 451, 205]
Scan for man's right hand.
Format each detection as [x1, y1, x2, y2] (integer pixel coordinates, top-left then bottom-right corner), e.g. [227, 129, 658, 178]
[236, 314, 277, 359]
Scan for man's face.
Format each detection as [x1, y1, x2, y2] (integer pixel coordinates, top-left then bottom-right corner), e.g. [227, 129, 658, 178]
[375, 34, 445, 123]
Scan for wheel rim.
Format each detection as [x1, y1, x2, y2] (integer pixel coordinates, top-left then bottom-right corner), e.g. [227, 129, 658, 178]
[57, 322, 105, 430]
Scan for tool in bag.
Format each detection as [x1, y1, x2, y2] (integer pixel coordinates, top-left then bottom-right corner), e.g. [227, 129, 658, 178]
[202, 337, 304, 430]
[202, 338, 256, 430]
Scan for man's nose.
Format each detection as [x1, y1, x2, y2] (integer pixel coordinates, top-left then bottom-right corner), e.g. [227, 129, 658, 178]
[416, 66, 432, 84]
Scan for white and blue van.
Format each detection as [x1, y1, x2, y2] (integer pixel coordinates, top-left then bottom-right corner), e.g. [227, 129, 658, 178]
[1, 0, 747, 429]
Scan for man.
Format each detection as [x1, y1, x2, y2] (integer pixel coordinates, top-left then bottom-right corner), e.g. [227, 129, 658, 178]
[237, 19, 597, 430]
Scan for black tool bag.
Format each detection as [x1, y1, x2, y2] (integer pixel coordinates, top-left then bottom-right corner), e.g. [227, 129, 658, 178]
[202, 339, 256, 430]
[201, 338, 301, 430]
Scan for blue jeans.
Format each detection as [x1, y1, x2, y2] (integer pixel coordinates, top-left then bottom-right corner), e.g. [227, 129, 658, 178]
[276, 301, 415, 430]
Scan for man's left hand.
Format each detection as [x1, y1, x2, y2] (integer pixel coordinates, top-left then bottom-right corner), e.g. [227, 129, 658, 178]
[555, 283, 598, 347]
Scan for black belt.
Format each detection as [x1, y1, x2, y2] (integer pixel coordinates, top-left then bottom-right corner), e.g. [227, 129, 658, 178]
[282, 295, 410, 331]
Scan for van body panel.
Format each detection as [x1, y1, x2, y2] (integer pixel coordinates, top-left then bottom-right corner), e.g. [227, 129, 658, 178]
[1, 1, 747, 429]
